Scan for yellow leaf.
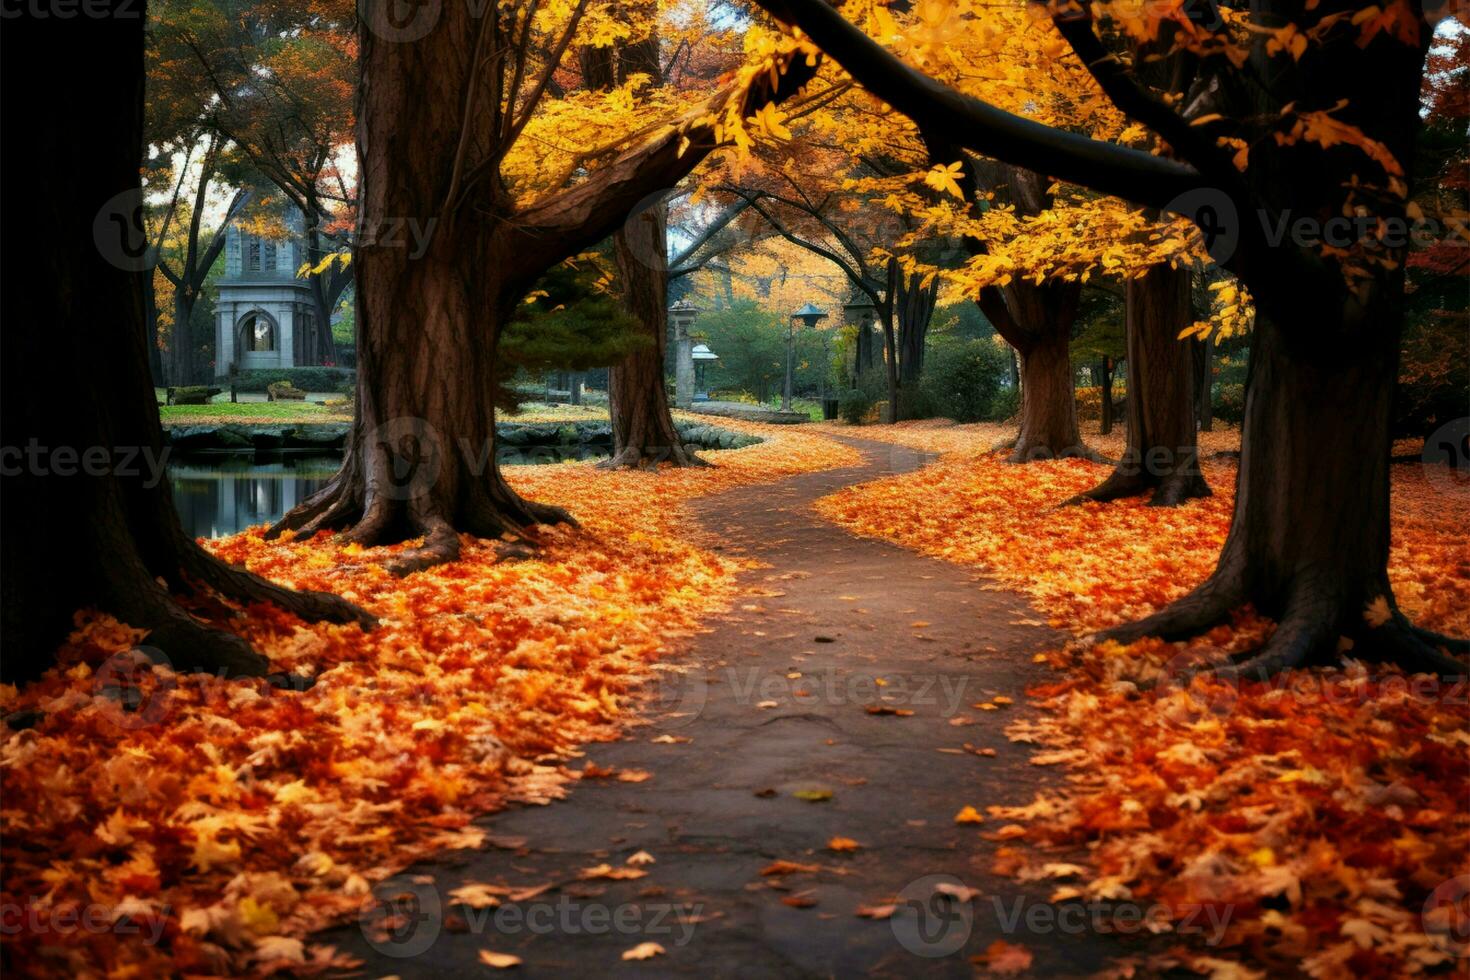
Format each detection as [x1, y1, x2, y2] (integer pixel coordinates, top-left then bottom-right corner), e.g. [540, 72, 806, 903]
[478, 949, 523, 969]
[622, 941, 666, 961]
[1363, 595, 1392, 628]
[954, 805, 984, 825]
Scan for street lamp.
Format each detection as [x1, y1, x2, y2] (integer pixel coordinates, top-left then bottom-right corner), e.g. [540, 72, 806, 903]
[785, 303, 827, 412]
[842, 288, 877, 383]
[690, 342, 718, 401]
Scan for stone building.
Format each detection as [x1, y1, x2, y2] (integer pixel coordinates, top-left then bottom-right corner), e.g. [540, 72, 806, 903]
[213, 206, 329, 378]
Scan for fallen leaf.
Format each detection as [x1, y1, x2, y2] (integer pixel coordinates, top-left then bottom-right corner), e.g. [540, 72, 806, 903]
[621, 942, 666, 961]
[478, 950, 522, 969]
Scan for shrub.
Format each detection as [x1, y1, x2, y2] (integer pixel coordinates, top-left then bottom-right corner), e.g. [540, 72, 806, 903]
[170, 385, 215, 405]
[233, 367, 356, 394]
[1074, 383, 1128, 422]
[267, 381, 307, 401]
[838, 387, 874, 425]
[988, 385, 1020, 422]
[917, 337, 1009, 422]
[1214, 383, 1246, 424]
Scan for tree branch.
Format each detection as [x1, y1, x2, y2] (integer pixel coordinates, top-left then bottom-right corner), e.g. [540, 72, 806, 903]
[747, 0, 1204, 211]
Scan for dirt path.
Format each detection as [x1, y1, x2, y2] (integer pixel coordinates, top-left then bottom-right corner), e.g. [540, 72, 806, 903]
[327, 437, 1125, 977]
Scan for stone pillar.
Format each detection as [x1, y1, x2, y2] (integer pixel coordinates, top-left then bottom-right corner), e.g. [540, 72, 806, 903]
[277, 304, 294, 369]
[669, 300, 700, 409]
[217, 305, 234, 379]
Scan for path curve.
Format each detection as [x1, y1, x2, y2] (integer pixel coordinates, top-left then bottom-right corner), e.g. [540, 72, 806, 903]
[328, 436, 1122, 977]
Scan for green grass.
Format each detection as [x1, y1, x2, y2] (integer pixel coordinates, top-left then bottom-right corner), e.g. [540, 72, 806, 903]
[159, 401, 352, 425]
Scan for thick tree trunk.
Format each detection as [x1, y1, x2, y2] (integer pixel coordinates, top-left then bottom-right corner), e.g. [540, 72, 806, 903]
[605, 204, 704, 468]
[267, 236, 570, 573]
[1073, 263, 1209, 505]
[268, 0, 817, 571]
[1003, 286, 1089, 461]
[2, 0, 369, 683]
[1106, 307, 1464, 675]
[1098, 357, 1114, 435]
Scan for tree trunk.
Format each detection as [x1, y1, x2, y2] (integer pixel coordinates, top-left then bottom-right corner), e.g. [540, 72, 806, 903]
[605, 203, 704, 468]
[1073, 263, 1209, 505]
[169, 288, 197, 385]
[879, 259, 901, 421]
[1098, 357, 1114, 435]
[855, 317, 874, 378]
[896, 270, 937, 390]
[1006, 291, 1087, 461]
[267, 0, 817, 571]
[1193, 338, 1213, 431]
[1104, 306, 1461, 675]
[1, 0, 369, 683]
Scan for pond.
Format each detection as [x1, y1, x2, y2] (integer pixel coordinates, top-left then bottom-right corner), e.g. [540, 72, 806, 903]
[170, 447, 609, 539]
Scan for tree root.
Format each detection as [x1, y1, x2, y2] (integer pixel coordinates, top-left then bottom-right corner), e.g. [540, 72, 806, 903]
[179, 540, 377, 631]
[1209, 601, 1335, 682]
[1409, 625, 1470, 657]
[1098, 580, 1241, 645]
[597, 444, 711, 470]
[106, 557, 270, 677]
[1148, 470, 1212, 508]
[1099, 582, 1467, 682]
[1062, 470, 1151, 506]
[1063, 466, 1210, 508]
[1007, 441, 1106, 464]
[385, 519, 462, 577]
[1365, 618, 1470, 676]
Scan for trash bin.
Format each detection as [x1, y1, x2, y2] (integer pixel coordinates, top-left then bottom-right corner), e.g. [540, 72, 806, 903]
[822, 397, 840, 421]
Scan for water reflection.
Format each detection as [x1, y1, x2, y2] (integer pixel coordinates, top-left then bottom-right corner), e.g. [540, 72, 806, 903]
[171, 455, 340, 540]
[169, 447, 612, 539]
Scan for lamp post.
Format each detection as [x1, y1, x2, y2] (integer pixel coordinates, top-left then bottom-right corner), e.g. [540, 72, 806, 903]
[842, 288, 877, 385]
[786, 302, 827, 412]
[668, 299, 701, 409]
